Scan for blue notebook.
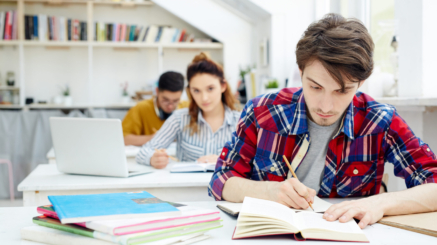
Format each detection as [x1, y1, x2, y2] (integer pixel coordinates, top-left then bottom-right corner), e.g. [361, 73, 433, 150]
[48, 191, 181, 224]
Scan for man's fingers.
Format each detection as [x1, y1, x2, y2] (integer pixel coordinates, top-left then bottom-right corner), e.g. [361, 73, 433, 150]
[277, 192, 299, 209]
[286, 186, 309, 209]
[306, 187, 316, 203]
[289, 178, 309, 200]
[324, 201, 352, 218]
[358, 213, 372, 229]
[339, 207, 363, 223]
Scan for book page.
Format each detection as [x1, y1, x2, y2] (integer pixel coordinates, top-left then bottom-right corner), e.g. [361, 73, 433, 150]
[296, 212, 363, 234]
[240, 197, 296, 226]
[290, 196, 332, 213]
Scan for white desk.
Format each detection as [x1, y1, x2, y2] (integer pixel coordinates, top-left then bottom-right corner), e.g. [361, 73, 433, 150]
[2, 200, 436, 245]
[18, 164, 214, 207]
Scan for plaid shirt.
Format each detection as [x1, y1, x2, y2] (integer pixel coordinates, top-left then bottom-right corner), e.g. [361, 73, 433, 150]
[208, 87, 437, 200]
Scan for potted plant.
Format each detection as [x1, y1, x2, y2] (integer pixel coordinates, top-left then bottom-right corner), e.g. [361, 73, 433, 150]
[265, 79, 280, 94]
[62, 84, 72, 106]
[121, 81, 130, 104]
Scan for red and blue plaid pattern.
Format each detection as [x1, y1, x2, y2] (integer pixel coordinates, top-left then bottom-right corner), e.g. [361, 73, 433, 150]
[208, 87, 437, 200]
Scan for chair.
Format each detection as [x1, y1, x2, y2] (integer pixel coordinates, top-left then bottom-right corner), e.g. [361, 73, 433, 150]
[0, 159, 15, 201]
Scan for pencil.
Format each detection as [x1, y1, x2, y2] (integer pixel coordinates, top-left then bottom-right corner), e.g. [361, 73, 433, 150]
[282, 155, 314, 211]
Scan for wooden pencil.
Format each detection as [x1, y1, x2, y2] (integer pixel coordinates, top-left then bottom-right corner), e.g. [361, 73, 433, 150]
[282, 155, 314, 211]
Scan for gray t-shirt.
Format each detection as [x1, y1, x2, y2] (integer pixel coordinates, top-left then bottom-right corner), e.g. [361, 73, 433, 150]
[295, 118, 341, 193]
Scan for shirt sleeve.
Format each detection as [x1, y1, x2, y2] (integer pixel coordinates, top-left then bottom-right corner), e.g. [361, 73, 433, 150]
[208, 101, 259, 200]
[136, 112, 181, 166]
[122, 106, 143, 136]
[384, 111, 437, 188]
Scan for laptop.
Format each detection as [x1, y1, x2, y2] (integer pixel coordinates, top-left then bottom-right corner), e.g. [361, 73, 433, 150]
[49, 117, 152, 177]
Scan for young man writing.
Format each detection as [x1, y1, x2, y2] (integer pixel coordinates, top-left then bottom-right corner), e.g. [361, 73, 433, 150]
[209, 14, 437, 229]
[123, 71, 188, 146]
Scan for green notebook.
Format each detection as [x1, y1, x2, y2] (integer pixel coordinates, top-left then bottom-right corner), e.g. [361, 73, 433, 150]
[33, 215, 222, 245]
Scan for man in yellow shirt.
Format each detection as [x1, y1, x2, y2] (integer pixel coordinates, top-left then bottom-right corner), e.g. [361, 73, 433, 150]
[122, 71, 188, 146]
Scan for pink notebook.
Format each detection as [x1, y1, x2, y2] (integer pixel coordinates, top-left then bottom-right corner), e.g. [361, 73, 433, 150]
[37, 204, 220, 236]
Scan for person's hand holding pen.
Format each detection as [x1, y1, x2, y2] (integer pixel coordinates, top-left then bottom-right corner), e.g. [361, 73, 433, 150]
[151, 149, 169, 169]
[151, 148, 179, 169]
[265, 156, 316, 210]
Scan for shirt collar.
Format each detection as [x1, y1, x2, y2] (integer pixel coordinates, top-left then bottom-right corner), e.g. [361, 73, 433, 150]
[288, 89, 355, 140]
[197, 105, 233, 126]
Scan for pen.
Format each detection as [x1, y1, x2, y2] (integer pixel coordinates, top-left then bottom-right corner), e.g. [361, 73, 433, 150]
[282, 155, 314, 211]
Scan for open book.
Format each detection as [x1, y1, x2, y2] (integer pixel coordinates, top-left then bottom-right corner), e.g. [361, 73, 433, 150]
[218, 196, 333, 216]
[169, 162, 215, 173]
[232, 197, 368, 242]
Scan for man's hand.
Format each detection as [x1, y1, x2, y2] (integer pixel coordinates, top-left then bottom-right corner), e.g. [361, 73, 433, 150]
[323, 195, 385, 229]
[150, 149, 169, 169]
[197, 155, 219, 163]
[268, 178, 316, 209]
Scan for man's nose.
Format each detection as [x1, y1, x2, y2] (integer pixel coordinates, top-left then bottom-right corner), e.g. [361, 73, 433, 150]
[318, 95, 333, 113]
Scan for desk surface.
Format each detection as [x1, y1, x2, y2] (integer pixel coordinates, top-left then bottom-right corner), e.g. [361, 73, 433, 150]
[2, 200, 436, 245]
[18, 164, 213, 192]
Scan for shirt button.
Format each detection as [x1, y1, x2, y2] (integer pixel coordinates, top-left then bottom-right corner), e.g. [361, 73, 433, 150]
[353, 169, 359, 175]
[270, 167, 275, 172]
[427, 148, 431, 152]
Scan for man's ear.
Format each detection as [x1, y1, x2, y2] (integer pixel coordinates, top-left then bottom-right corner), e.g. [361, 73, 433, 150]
[155, 87, 159, 95]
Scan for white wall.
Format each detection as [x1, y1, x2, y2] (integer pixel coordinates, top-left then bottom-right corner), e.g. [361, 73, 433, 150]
[421, 0, 437, 97]
[153, 0, 253, 92]
[395, 0, 437, 98]
[250, 0, 316, 88]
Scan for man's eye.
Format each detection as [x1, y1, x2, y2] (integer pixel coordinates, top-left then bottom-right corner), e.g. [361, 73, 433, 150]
[337, 90, 349, 94]
[311, 86, 320, 90]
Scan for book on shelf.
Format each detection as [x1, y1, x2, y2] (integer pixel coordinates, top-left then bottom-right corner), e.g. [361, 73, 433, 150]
[37, 203, 220, 235]
[1, 11, 17, 41]
[48, 191, 181, 224]
[24, 14, 87, 41]
[31, 215, 221, 245]
[0, 12, 5, 40]
[232, 197, 369, 242]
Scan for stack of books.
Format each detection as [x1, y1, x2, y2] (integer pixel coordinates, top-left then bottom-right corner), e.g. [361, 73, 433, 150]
[24, 14, 87, 41]
[94, 24, 211, 43]
[0, 11, 18, 40]
[21, 191, 222, 245]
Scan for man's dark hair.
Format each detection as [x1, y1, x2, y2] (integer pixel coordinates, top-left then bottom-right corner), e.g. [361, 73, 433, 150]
[158, 71, 185, 92]
[296, 13, 374, 91]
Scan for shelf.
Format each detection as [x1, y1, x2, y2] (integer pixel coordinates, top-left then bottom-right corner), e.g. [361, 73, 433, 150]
[0, 86, 20, 90]
[92, 42, 223, 49]
[0, 103, 137, 110]
[12, 0, 153, 6]
[1, 41, 224, 49]
[0, 41, 19, 46]
[0, 104, 21, 109]
[22, 40, 89, 47]
[376, 97, 437, 107]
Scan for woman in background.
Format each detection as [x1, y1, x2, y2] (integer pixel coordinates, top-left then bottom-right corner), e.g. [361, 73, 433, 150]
[136, 52, 240, 169]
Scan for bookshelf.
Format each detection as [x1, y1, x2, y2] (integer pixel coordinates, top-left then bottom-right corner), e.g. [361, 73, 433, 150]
[0, 0, 224, 107]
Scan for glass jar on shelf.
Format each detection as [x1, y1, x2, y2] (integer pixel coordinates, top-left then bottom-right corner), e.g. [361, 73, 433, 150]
[6, 71, 15, 87]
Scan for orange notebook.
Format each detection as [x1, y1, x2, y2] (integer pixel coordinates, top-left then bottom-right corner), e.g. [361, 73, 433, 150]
[232, 197, 369, 242]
